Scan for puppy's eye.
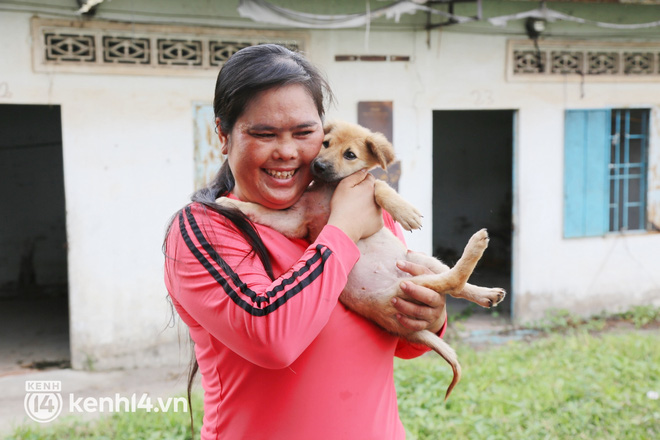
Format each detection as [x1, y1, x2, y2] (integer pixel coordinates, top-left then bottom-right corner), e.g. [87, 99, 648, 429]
[343, 150, 357, 160]
[322, 140, 330, 148]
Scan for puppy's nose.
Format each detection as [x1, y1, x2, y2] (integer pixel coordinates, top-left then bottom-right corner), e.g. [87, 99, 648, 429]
[312, 160, 327, 175]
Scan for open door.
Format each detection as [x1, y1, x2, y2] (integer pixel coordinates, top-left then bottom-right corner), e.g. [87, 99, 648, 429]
[0, 104, 70, 373]
[432, 110, 515, 316]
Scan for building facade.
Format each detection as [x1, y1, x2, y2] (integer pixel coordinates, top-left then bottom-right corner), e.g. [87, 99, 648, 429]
[1, 0, 659, 369]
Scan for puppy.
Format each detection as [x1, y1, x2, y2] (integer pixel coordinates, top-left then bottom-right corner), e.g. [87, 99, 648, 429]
[217, 121, 505, 399]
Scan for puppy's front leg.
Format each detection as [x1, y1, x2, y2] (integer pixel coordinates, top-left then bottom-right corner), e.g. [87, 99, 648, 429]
[374, 181, 422, 231]
[215, 197, 309, 239]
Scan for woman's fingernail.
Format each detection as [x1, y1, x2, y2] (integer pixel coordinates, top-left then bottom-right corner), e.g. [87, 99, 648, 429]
[391, 298, 397, 304]
[396, 260, 405, 269]
[400, 281, 408, 290]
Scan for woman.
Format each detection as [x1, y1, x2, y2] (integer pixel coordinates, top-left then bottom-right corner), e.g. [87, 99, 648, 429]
[164, 44, 447, 439]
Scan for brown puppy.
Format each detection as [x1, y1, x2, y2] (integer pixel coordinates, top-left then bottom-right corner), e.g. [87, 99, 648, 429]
[217, 120, 505, 399]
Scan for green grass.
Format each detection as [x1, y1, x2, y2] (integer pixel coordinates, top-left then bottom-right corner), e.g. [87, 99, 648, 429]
[524, 305, 660, 333]
[395, 329, 660, 440]
[8, 323, 660, 440]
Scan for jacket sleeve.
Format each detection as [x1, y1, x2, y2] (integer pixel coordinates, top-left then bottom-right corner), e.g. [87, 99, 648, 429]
[381, 212, 449, 359]
[164, 204, 360, 369]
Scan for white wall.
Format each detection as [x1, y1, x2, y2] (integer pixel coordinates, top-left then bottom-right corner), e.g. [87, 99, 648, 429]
[308, 28, 660, 322]
[2, 10, 659, 370]
[0, 12, 211, 369]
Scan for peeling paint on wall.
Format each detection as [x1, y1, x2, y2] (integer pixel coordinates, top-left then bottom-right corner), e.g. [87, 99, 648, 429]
[193, 102, 224, 190]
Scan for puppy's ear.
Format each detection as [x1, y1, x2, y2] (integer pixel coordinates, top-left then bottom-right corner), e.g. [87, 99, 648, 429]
[324, 121, 336, 134]
[365, 132, 395, 169]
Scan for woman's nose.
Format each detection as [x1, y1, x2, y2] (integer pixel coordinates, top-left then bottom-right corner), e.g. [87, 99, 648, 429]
[273, 139, 298, 160]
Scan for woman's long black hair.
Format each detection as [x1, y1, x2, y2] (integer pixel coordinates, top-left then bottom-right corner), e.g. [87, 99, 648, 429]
[164, 43, 333, 438]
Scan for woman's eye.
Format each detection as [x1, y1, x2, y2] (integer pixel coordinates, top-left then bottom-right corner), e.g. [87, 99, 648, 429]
[253, 133, 274, 138]
[343, 150, 357, 160]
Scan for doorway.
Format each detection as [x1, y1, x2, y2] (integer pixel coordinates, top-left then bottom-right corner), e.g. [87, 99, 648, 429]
[0, 104, 70, 373]
[432, 110, 515, 317]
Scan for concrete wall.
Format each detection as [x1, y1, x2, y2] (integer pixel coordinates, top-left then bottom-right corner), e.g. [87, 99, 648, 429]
[0, 12, 205, 369]
[309, 29, 660, 322]
[1, 8, 659, 369]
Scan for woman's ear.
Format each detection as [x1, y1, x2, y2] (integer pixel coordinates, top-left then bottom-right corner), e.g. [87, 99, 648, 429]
[216, 117, 229, 154]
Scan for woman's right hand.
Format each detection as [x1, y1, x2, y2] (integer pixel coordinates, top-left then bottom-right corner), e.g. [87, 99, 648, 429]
[328, 169, 383, 243]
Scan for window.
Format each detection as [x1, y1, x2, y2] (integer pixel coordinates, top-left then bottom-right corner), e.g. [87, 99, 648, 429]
[609, 109, 649, 232]
[564, 108, 650, 237]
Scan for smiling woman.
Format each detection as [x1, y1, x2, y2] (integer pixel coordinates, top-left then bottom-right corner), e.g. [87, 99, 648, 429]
[163, 44, 448, 440]
[219, 84, 324, 210]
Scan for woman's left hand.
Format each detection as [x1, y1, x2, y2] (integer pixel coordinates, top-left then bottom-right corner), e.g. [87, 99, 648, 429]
[392, 260, 447, 333]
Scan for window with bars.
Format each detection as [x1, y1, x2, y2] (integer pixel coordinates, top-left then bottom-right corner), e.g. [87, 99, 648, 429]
[609, 109, 649, 232]
[564, 108, 650, 237]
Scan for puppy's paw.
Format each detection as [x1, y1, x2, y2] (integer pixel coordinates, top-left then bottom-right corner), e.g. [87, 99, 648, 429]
[390, 202, 423, 231]
[485, 288, 507, 308]
[472, 287, 506, 308]
[464, 228, 489, 257]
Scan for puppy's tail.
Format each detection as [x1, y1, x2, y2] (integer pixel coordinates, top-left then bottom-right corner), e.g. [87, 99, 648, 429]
[410, 330, 462, 401]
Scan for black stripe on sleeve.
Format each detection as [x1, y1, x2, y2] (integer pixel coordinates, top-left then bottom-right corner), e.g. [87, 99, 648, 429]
[179, 207, 333, 316]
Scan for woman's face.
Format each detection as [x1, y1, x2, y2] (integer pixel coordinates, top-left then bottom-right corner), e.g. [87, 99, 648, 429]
[219, 84, 324, 210]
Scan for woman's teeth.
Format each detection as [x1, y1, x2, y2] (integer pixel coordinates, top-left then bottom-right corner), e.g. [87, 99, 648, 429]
[265, 169, 296, 179]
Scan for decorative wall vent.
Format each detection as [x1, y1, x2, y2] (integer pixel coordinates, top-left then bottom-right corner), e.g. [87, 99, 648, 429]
[45, 33, 96, 63]
[102, 36, 150, 65]
[507, 40, 660, 82]
[32, 18, 307, 76]
[210, 41, 251, 66]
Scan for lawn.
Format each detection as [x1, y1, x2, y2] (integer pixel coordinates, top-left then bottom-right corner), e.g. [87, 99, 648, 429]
[8, 315, 660, 440]
[396, 328, 659, 440]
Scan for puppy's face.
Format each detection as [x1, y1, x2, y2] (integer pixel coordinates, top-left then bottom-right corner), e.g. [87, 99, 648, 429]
[312, 121, 395, 183]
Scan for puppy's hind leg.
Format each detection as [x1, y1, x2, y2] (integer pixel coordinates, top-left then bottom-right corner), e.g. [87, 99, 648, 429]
[455, 284, 506, 308]
[404, 232, 506, 309]
[404, 251, 450, 275]
[405, 250, 506, 308]
[405, 229, 490, 296]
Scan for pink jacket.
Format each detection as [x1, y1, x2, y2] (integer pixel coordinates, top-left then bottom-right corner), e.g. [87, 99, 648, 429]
[164, 202, 445, 439]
